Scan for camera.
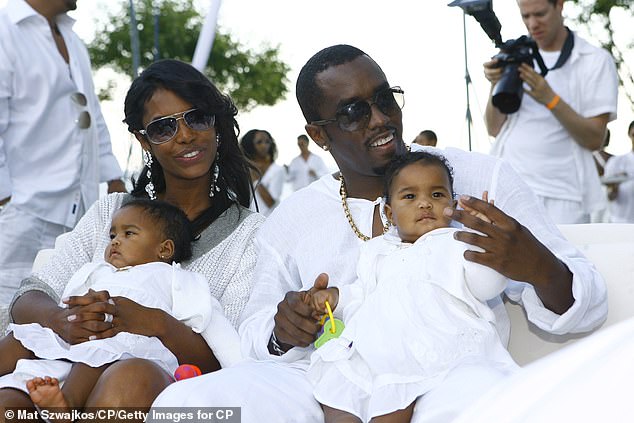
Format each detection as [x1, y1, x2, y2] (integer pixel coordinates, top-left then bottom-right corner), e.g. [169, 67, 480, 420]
[448, 0, 547, 114]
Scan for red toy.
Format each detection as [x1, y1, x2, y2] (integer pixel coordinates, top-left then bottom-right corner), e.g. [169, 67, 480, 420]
[174, 364, 202, 381]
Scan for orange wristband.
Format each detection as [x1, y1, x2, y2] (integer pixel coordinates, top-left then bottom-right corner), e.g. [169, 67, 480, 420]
[546, 95, 560, 110]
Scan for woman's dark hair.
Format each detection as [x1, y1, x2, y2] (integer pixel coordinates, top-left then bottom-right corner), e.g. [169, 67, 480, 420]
[123, 59, 254, 234]
[240, 129, 278, 161]
[383, 151, 455, 204]
[120, 199, 193, 263]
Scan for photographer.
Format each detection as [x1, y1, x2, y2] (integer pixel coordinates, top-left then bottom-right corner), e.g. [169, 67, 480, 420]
[484, 0, 618, 224]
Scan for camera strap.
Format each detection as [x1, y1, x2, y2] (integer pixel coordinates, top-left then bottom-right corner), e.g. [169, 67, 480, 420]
[537, 27, 574, 78]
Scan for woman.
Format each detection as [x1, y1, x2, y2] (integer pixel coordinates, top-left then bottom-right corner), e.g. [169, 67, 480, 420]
[0, 60, 264, 411]
[240, 129, 286, 216]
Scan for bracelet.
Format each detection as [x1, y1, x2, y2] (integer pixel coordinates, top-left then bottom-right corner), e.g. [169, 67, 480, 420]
[269, 331, 287, 356]
[546, 95, 560, 110]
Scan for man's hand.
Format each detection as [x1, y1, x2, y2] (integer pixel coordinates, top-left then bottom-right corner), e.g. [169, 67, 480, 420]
[445, 195, 573, 314]
[483, 58, 503, 85]
[107, 179, 127, 193]
[518, 63, 557, 106]
[460, 191, 493, 223]
[271, 273, 329, 349]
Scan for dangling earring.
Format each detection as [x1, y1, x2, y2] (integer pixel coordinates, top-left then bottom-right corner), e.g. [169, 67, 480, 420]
[209, 134, 221, 198]
[143, 150, 156, 200]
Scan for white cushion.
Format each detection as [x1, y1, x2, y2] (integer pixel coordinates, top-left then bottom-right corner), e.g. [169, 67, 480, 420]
[506, 223, 634, 365]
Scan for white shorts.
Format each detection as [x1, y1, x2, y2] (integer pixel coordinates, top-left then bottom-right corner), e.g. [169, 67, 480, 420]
[0, 204, 68, 305]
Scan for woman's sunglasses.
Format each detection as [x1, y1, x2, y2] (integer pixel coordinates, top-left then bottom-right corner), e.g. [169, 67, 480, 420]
[138, 108, 215, 145]
[310, 86, 404, 132]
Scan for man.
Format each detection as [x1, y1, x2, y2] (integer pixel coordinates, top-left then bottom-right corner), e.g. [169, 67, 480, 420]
[604, 120, 634, 223]
[151, 45, 606, 422]
[412, 129, 438, 147]
[484, 0, 618, 224]
[0, 0, 124, 304]
[286, 134, 330, 191]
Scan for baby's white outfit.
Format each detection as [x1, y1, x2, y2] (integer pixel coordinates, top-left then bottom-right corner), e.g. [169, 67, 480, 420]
[2, 261, 214, 391]
[308, 228, 518, 421]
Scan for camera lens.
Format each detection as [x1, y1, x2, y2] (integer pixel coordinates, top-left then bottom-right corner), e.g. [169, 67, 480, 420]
[492, 64, 523, 114]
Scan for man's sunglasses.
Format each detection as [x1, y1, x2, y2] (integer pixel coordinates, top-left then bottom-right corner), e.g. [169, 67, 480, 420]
[138, 108, 215, 145]
[310, 86, 404, 132]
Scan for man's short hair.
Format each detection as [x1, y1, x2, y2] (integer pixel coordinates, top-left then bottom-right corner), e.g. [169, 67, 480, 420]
[296, 44, 367, 123]
[297, 134, 309, 143]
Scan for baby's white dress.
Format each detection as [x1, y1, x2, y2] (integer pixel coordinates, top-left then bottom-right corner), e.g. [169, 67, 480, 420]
[2, 261, 213, 390]
[308, 228, 518, 421]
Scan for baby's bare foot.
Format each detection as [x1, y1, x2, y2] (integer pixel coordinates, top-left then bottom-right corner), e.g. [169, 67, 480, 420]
[26, 376, 71, 423]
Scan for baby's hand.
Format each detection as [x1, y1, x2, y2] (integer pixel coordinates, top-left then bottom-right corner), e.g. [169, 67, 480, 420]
[310, 288, 339, 318]
[305, 274, 339, 320]
[459, 191, 494, 223]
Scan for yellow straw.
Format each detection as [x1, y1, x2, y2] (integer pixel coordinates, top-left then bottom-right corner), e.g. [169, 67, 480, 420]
[325, 301, 336, 333]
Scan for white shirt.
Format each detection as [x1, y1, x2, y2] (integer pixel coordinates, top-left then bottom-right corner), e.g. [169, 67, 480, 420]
[0, 0, 122, 227]
[604, 151, 634, 223]
[287, 153, 329, 191]
[239, 146, 607, 368]
[491, 32, 618, 214]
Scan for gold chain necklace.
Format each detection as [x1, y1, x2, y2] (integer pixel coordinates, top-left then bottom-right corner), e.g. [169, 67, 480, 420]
[339, 177, 389, 242]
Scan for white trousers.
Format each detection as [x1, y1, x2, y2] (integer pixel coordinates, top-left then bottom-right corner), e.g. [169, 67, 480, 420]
[151, 359, 511, 423]
[538, 196, 590, 224]
[0, 204, 68, 305]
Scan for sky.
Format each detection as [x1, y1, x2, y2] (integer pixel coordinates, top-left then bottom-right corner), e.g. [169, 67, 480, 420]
[2, 0, 633, 176]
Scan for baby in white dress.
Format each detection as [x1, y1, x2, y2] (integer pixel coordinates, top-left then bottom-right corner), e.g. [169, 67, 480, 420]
[307, 151, 518, 422]
[0, 199, 218, 414]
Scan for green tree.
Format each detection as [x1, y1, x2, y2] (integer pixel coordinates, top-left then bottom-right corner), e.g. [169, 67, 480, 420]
[568, 0, 634, 111]
[88, 0, 290, 111]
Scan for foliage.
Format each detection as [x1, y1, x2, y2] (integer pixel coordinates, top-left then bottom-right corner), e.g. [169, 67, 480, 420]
[568, 0, 634, 110]
[87, 0, 290, 111]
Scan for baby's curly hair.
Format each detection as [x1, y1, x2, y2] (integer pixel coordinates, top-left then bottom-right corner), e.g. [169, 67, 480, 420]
[120, 199, 194, 263]
[384, 151, 455, 205]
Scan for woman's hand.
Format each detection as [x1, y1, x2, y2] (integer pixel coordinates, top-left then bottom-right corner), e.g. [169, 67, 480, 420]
[92, 296, 164, 340]
[54, 289, 117, 344]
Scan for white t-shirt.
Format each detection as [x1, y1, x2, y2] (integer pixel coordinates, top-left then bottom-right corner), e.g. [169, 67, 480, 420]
[491, 32, 618, 214]
[287, 153, 330, 191]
